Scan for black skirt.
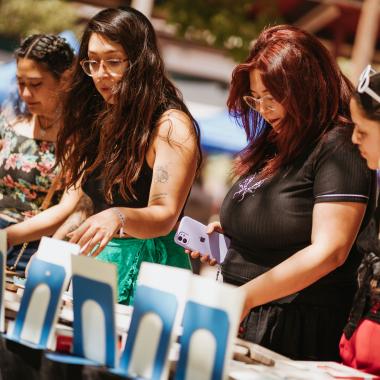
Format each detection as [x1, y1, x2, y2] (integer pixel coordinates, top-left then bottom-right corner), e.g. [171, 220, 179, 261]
[225, 273, 356, 361]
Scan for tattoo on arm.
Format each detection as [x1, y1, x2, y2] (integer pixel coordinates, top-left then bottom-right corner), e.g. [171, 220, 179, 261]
[67, 223, 81, 233]
[149, 192, 168, 204]
[154, 165, 169, 184]
[62, 224, 80, 241]
[54, 209, 88, 241]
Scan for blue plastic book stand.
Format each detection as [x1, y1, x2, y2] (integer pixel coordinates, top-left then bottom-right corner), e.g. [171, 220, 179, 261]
[6, 258, 66, 349]
[71, 274, 117, 367]
[46, 256, 117, 368]
[115, 285, 178, 379]
[175, 302, 230, 380]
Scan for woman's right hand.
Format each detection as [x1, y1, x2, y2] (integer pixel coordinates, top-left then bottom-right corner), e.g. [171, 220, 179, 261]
[185, 221, 224, 266]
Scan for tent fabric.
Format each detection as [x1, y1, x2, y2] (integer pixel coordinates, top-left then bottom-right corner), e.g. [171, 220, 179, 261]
[196, 110, 247, 153]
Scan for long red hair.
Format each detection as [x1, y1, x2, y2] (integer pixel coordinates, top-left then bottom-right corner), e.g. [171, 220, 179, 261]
[228, 25, 354, 178]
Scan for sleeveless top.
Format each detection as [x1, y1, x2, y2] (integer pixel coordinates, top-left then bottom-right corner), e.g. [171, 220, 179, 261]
[0, 114, 60, 222]
[82, 105, 193, 215]
[82, 160, 153, 213]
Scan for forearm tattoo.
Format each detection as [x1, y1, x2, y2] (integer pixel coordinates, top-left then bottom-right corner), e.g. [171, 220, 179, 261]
[154, 165, 169, 184]
[67, 223, 81, 233]
[62, 224, 80, 241]
[149, 193, 168, 203]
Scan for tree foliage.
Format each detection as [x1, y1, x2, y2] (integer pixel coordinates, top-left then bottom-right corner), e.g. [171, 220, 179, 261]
[158, 0, 282, 62]
[0, 0, 78, 40]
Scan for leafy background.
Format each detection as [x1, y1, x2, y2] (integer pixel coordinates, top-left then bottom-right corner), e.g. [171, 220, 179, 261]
[158, 0, 282, 61]
[0, 0, 78, 49]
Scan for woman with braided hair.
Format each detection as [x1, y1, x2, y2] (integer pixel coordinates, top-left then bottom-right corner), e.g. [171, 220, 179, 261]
[0, 34, 74, 272]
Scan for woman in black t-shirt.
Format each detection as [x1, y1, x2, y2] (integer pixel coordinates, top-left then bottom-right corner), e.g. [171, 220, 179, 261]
[191, 25, 374, 361]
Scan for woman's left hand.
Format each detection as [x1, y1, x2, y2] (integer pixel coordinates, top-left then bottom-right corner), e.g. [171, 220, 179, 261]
[67, 208, 121, 256]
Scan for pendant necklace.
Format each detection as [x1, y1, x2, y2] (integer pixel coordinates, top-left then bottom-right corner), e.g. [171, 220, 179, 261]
[35, 115, 55, 137]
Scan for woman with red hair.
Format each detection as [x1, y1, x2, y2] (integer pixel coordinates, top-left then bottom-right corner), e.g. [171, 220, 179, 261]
[193, 25, 375, 360]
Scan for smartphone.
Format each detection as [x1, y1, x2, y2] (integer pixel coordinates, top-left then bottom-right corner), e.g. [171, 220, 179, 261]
[174, 216, 230, 264]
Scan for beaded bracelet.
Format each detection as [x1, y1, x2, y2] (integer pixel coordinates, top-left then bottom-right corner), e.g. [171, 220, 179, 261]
[113, 207, 127, 237]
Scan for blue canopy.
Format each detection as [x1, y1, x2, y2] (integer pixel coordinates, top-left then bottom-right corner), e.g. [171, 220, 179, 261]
[196, 110, 247, 154]
[0, 60, 16, 107]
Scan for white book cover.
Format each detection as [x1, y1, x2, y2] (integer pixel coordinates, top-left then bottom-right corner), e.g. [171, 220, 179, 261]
[36, 236, 80, 273]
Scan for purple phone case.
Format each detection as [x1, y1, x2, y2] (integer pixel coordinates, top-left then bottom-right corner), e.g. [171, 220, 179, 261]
[174, 216, 230, 264]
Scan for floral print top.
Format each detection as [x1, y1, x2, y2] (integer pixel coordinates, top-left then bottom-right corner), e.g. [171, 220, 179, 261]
[0, 114, 60, 222]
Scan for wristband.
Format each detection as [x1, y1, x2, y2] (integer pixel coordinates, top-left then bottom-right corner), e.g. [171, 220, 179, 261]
[113, 207, 127, 237]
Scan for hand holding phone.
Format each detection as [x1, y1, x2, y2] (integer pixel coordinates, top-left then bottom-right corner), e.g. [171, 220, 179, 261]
[174, 216, 230, 264]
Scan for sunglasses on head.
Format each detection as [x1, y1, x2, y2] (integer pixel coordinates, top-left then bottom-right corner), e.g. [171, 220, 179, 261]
[358, 65, 380, 104]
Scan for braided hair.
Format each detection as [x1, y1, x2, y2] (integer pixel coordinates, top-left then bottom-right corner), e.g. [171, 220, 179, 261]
[15, 34, 74, 78]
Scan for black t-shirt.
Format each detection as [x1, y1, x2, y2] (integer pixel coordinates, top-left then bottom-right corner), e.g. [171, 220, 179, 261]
[220, 128, 375, 294]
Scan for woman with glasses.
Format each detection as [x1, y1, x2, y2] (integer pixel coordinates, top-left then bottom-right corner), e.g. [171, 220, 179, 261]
[0, 34, 74, 272]
[190, 25, 374, 361]
[339, 66, 380, 375]
[7, 7, 201, 304]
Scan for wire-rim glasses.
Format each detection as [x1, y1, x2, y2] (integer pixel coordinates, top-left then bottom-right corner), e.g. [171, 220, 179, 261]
[80, 58, 128, 77]
[358, 65, 380, 104]
[243, 94, 276, 112]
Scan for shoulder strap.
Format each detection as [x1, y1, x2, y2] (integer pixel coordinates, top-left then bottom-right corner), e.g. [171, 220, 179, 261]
[40, 173, 62, 211]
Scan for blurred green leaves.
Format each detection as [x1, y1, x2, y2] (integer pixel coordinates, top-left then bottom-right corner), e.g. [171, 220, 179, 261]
[159, 0, 281, 62]
[0, 0, 78, 40]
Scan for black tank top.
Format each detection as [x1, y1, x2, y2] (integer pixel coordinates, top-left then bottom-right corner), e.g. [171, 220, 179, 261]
[82, 160, 153, 214]
[82, 103, 194, 217]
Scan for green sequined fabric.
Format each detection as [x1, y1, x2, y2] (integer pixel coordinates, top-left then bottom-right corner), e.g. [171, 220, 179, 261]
[96, 231, 191, 305]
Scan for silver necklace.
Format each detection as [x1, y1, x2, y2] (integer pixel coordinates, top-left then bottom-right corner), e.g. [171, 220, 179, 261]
[35, 115, 55, 136]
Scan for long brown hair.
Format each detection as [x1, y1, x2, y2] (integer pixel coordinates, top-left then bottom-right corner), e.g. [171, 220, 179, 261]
[56, 7, 201, 201]
[228, 25, 354, 178]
